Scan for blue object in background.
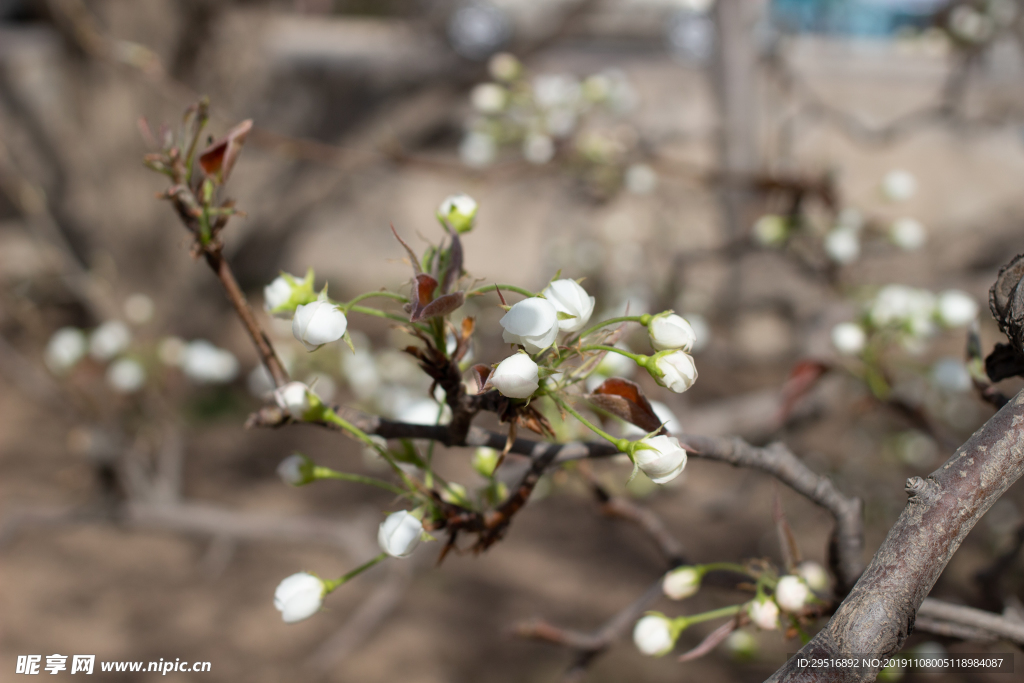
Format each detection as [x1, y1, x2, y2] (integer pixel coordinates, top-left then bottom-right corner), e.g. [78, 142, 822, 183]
[772, 0, 949, 36]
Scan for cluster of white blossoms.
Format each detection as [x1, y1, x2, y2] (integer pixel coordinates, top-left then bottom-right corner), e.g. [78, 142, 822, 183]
[635, 561, 828, 657]
[946, 0, 1016, 44]
[831, 286, 979, 357]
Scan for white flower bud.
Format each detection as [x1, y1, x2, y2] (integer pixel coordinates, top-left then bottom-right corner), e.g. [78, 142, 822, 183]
[634, 435, 688, 485]
[182, 340, 239, 384]
[748, 597, 780, 630]
[500, 297, 560, 353]
[45, 327, 86, 374]
[625, 164, 658, 195]
[437, 193, 478, 234]
[106, 358, 145, 394]
[274, 381, 313, 420]
[490, 353, 540, 399]
[774, 575, 811, 612]
[292, 299, 348, 352]
[831, 322, 866, 356]
[753, 214, 787, 247]
[470, 83, 507, 114]
[663, 566, 701, 600]
[459, 131, 497, 168]
[725, 630, 758, 660]
[472, 447, 500, 477]
[274, 572, 325, 623]
[264, 270, 316, 318]
[89, 320, 131, 361]
[542, 279, 595, 333]
[378, 510, 423, 558]
[488, 52, 521, 82]
[882, 169, 917, 202]
[158, 336, 186, 366]
[648, 313, 697, 352]
[889, 218, 926, 251]
[824, 228, 860, 264]
[523, 134, 555, 165]
[937, 289, 977, 327]
[633, 614, 675, 656]
[277, 454, 314, 486]
[124, 293, 154, 324]
[652, 351, 698, 393]
[796, 561, 830, 592]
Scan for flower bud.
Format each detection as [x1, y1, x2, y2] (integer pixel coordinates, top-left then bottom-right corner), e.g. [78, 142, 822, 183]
[472, 447, 501, 477]
[889, 218, 926, 251]
[274, 572, 325, 623]
[650, 351, 698, 393]
[725, 630, 758, 661]
[523, 134, 555, 165]
[437, 193, 479, 234]
[747, 597, 779, 630]
[124, 293, 154, 324]
[488, 52, 521, 82]
[274, 381, 315, 420]
[490, 352, 540, 399]
[633, 614, 675, 656]
[89, 320, 131, 361]
[633, 435, 688, 484]
[824, 228, 860, 264]
[831, 322, 866, 356]
[774, 575, 811, 612]
[45, 327, 86, 374]
[936, 289, 977, 327]
[753, 214, 787, 246]
[182, 340, 239, 384]
[542, 279, 595, 333]
[796, 561, 829, 592]
[500, 297, 559, 353]
[378, 510, 424, 558]
[663, 566, 701, 600]
[441, 482, 472, 506]
[277, 453, 315, 486]
[264, 270, 316, 318]
[292, 298, 348, 352]
[106, 358, 145, 394]
[648, 313, 696, 352]
[882, 169, 916, 202]
[470, 83, 507, 114]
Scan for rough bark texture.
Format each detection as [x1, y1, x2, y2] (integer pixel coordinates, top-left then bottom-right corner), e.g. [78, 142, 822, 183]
[767, 389, 1024, 682]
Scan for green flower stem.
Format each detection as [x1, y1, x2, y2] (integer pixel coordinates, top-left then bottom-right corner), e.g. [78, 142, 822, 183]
[311, 466, 409, 497]
[323, 553, 388, 594]
[547, 392, 630, 453]
[578, 344, 650, 367]
[576, 315, 650, 341]
[347, 304, 412, 325]
[343, 291, 409, 309]
[698, 562, 756, 577]
[466, 283, 536, 299]
[673, 604, 743, 631]
[321, 408, 419, 493]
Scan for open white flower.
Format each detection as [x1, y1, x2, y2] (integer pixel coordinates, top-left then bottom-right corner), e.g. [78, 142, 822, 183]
[663, 566, 701, 600]
[937, 289, 977, 327]
[500, 297, 559, 353]
[648, 313, 696, 352]
[831, 322, 866, 356]
[542, 279, 595, 333]
[748, 597, 780, 630]
[775, 575, 811, 612]
[652, 351, 698, 393]
[292, 299, 348, 352]
[882, 169, 917, 202]
[634, 435, 688, 484]
[633, 614, 675, 656]
[437, 193, 478, 233]
[378, 510, 424, 558]
[89, 320, 131, 361]
[274, 572, 325, 623]
[274, 381, 314, 420]
[45, 327, 86, 374]
[490, 353, 540, 399]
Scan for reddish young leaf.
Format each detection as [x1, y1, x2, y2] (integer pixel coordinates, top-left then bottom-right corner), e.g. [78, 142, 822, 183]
[777, 360, 830, 424]
[470, 364, 492, 393]
[198, 119, 252, 184]
[588, 378, 662, 433]
[415, 291, 465, 322]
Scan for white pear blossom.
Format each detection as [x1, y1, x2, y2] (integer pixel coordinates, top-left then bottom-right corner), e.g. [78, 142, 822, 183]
[890, 218, 926, 251]
[937, 289, 978, 327]
[870, 285, 936, 332]
[264, 271, 315, 318]
[277, 454, 313, 486]
[488, 52, 521, 82]
[725, 630, 758, 660]
[542, 279, 595, 333]
[831, 322, 866, 356]
[274, 572, 325, 623]
[796, 561, 830, 592]
[648, 313, 696, 352]
[490, 353, 540, 399]
[106, 358, 145, 394]
[274, 381, 313, 420]
[378, 510, 424, 558]
[663, 566, 701, 600]
[89, 320, 131, 361]
[292, 298, 348, 352]
[652, 351, 698, 393]
[523, 134, 555, 165]
[459, 131, 497, 168]
[634, 435, 688, 484]
[824, 228, 860, 264]
[470, 83, 507, 114]
[748, 597, 780, 630]
[45, 327, 86, 373]
[437, 193, 478, 234]
[633, 615, 675, 656]
[182, 340, 239, 384]
[500, 297, 560, 353]
[882, 170, 917, 202]
[774, 575, 811, 612]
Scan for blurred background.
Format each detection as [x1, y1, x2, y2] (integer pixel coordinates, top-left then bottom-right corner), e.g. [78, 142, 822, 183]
[2, 0, 1024, 681]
